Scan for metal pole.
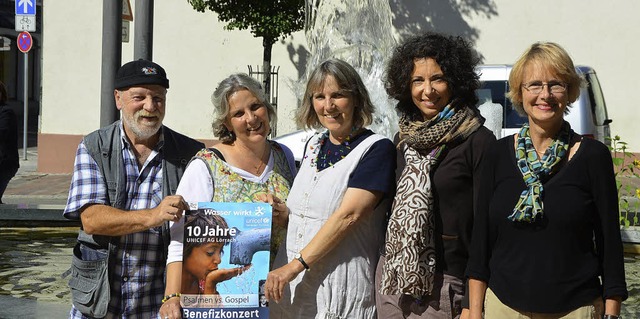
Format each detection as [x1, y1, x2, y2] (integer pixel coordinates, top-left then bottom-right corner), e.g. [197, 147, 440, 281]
[100, 0, 122, 127]
[134, 0, 153, 60]
[22, 52, 28, 160]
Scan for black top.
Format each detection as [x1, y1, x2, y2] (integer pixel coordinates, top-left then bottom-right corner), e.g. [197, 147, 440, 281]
[0, 104, 19, 171]
[466, 135, 628, 313]
[397, 126, 496, 279]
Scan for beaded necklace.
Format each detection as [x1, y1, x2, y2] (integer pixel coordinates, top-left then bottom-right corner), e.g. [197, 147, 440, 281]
[312, 129, 361, 170]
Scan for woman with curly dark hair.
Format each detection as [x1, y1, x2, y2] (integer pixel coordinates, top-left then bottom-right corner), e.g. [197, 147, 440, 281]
[376, 32, 496, 319]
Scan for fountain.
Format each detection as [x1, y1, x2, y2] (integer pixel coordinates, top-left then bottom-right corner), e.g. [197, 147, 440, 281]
[302, 0, 399, 138]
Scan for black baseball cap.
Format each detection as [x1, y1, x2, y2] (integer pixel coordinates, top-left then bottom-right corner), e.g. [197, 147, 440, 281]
[114, 59, 169, 89]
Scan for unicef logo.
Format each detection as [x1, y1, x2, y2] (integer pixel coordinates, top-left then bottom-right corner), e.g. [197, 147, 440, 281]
[254, 206, 266, 216]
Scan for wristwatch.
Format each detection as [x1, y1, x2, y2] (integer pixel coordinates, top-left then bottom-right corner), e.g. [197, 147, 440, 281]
[603, 315, 620, 319]
[294, 253, 310, 270]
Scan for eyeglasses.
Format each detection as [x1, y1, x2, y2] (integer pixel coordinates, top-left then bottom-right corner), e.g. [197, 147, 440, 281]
[522, 81, 567, 94]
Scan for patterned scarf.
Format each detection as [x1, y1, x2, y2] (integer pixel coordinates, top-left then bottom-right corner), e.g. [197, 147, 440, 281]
[509, 121, 572, 222]
[380, 105, 483, 297]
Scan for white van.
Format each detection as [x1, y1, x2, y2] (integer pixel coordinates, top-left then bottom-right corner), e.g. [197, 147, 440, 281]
[275, 65, 612, 164]
[476, 64, 611, 143]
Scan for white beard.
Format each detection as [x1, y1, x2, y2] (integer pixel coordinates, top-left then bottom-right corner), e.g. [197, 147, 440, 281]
[121, 111, 162, 140]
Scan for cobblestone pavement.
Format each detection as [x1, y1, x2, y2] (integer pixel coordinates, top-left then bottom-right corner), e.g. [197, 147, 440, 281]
[3, 148, 69, 206]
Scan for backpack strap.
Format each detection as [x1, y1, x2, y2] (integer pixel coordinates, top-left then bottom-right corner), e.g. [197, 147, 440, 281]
[209, 147, 225, 161]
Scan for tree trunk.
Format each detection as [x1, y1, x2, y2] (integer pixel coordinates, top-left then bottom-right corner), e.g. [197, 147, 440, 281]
[263, 37, 275, 136]
[262, 37, 274, 102]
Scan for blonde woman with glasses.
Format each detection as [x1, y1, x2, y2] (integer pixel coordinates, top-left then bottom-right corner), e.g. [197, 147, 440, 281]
[466, 42, 628, 319]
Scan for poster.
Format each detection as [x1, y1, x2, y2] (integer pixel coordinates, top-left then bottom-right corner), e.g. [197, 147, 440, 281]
[181, 202, 272, 319]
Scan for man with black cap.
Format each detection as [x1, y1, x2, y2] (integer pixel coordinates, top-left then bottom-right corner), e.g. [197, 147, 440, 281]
[64, 59, 204, 318]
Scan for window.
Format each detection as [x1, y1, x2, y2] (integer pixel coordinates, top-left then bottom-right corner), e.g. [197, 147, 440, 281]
[478, 80, 527, 129]
[585, 73, 609, 126]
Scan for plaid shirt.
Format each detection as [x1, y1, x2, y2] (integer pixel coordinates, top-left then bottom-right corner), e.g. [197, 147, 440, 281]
[65, 124, 166, 319]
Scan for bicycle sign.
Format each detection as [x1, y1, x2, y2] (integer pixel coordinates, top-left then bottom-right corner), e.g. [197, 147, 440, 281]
[15, 0, 36, 32]
[15, 14, 36, 32]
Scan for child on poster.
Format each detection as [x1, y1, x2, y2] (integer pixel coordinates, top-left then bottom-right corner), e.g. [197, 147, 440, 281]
[181, 202, 272, 318]
[182, 211, 250, 299]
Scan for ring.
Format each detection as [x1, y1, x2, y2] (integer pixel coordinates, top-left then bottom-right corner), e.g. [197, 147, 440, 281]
[165, 316, 169, 319]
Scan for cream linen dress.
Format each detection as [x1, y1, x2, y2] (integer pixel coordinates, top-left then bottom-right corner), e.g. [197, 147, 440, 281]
[270, 132, 388, 319]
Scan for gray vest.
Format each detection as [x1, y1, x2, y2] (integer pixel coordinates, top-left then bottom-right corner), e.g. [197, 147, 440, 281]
[77, 120, 203, 257]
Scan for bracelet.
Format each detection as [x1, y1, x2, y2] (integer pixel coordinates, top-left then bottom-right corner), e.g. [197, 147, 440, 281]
[603, 315, 621, 319]
[162, 293, 181, 303]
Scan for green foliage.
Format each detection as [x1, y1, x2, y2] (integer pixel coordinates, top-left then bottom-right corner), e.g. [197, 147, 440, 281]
[608, 135, 640, 227]
[187, 0, 305, 45]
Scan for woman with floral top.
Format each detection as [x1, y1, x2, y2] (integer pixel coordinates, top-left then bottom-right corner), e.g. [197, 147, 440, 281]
[160, 73, 297, 319]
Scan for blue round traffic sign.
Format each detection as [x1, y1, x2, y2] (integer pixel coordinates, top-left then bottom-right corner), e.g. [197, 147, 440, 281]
[17, 31, 32, 53]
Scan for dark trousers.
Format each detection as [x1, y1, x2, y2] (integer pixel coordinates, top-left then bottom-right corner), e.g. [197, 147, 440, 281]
[375, 255, 465, 319]
[0, 166, 18, 203]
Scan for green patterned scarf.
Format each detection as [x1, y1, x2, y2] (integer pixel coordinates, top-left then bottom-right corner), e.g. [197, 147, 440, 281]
[509, 121, 572, 222]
